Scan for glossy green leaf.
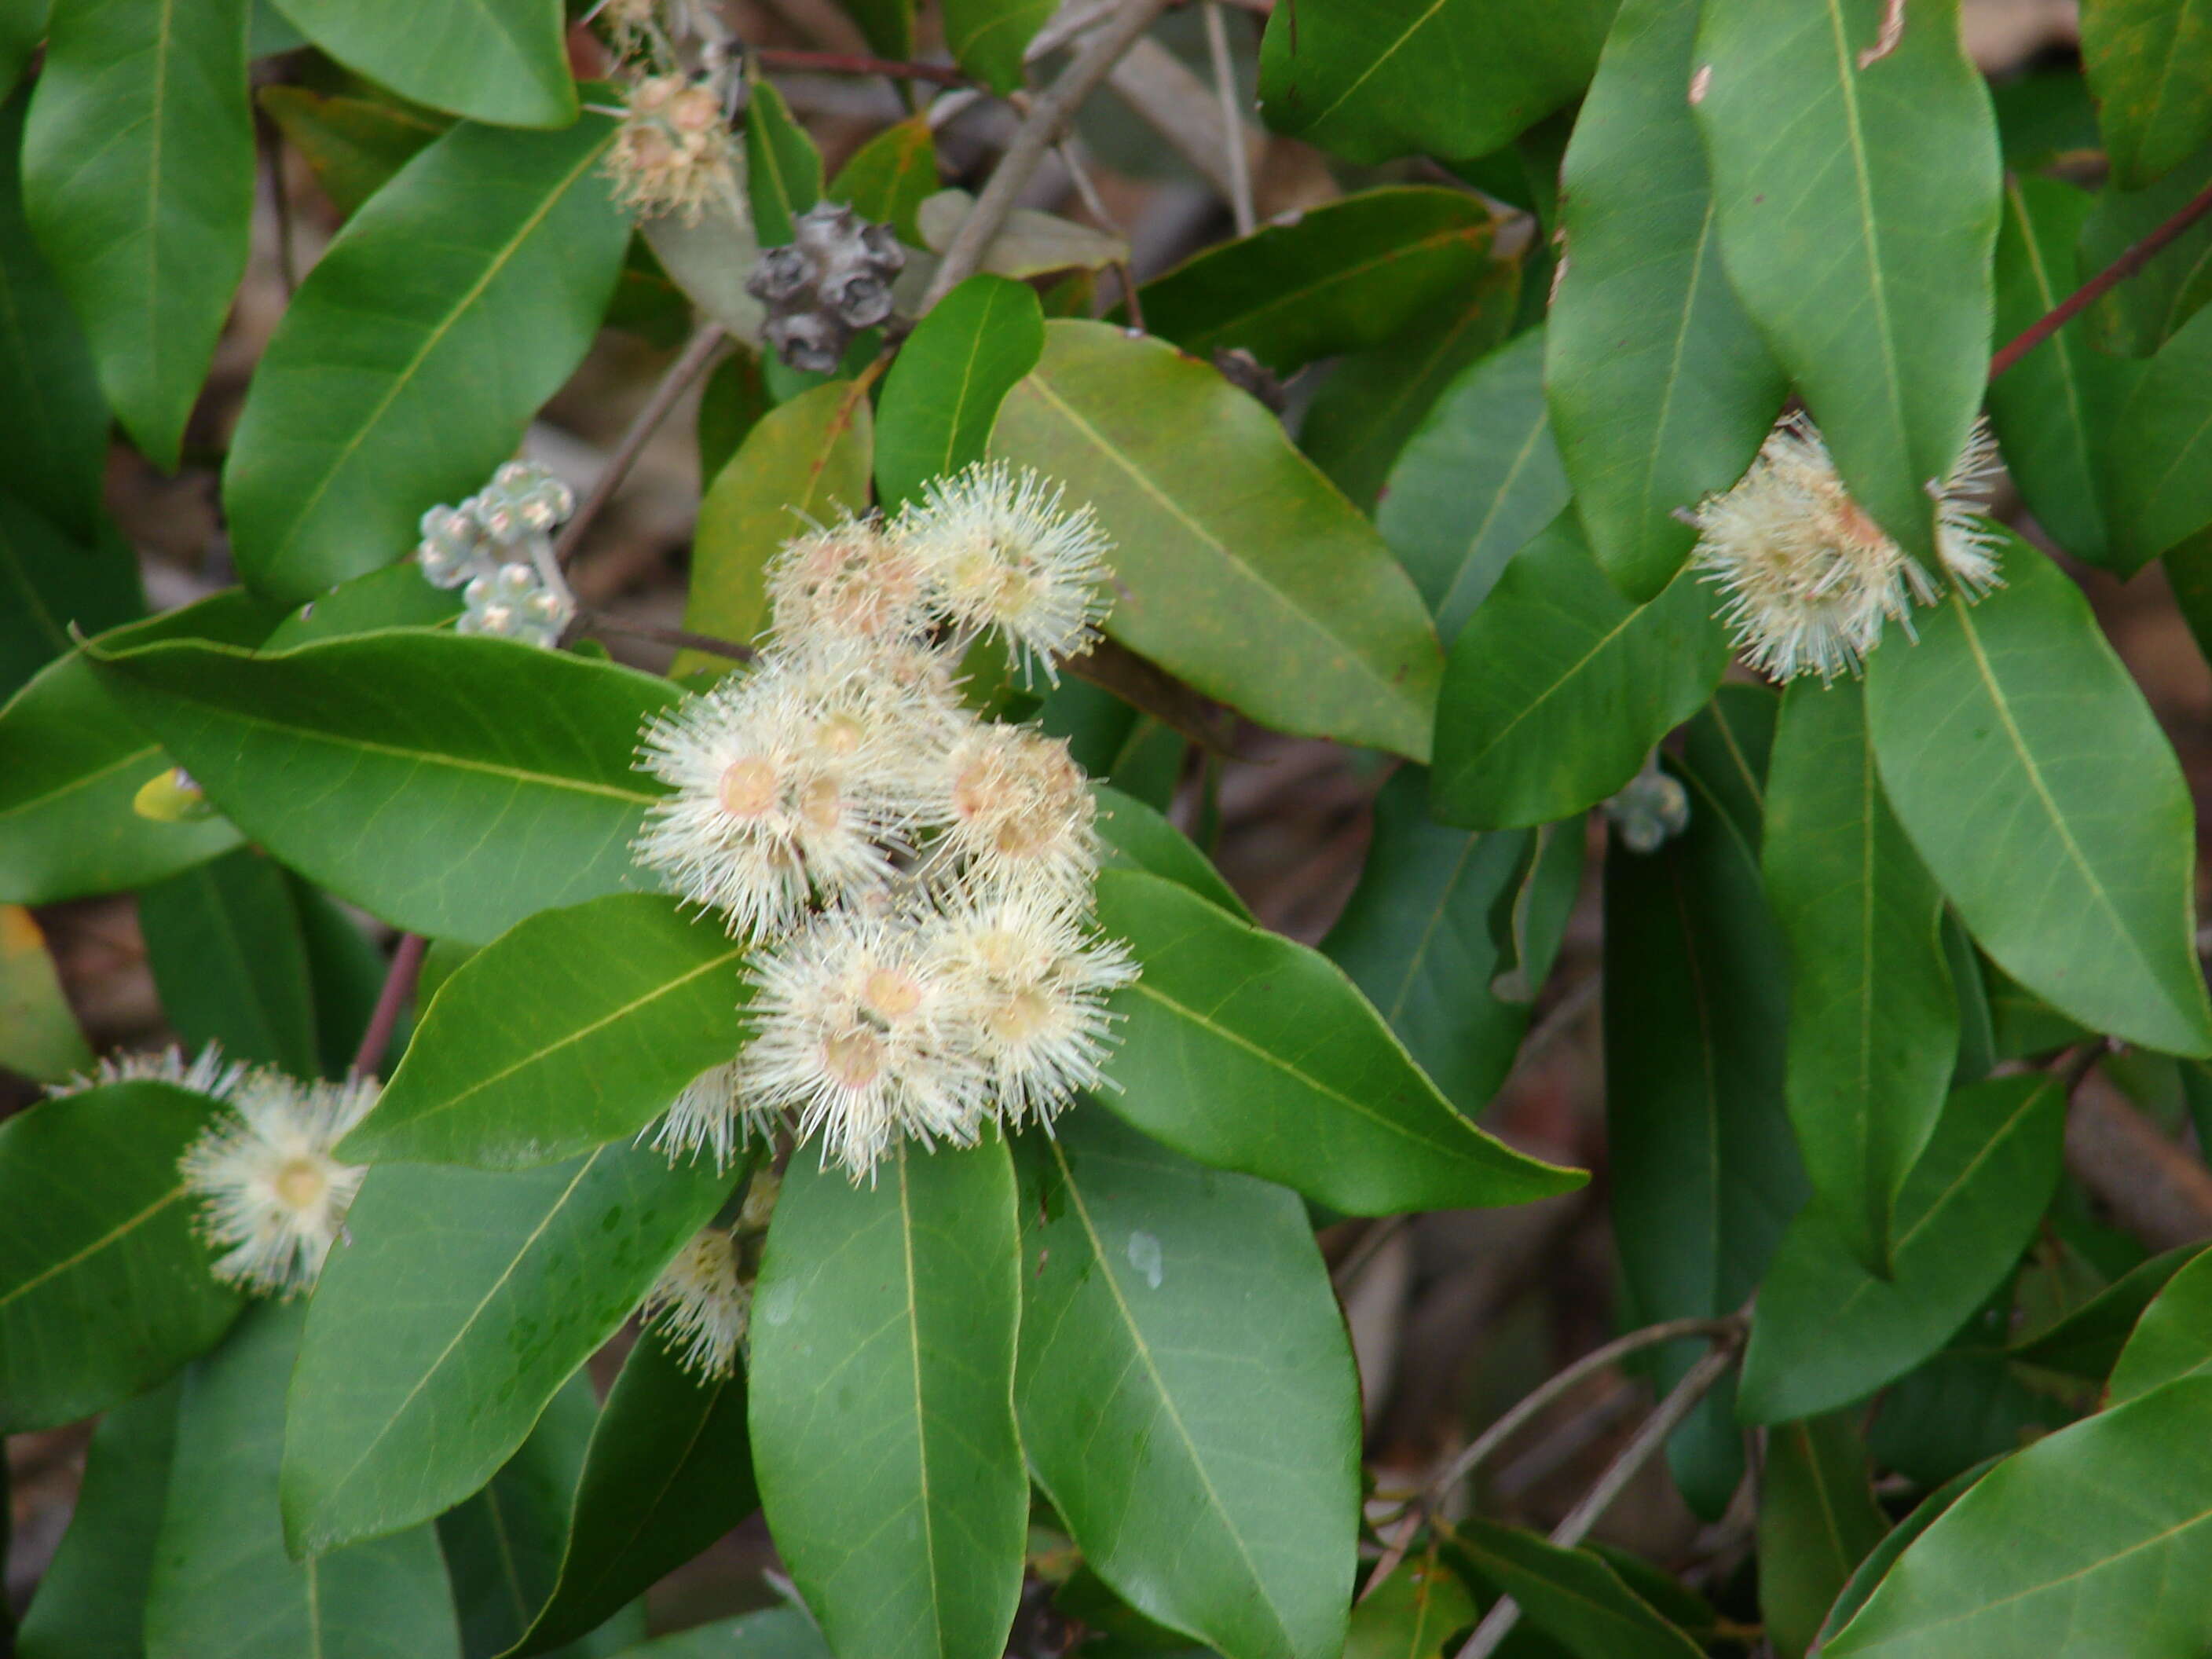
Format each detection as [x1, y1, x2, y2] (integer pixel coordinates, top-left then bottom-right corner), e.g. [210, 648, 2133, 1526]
[0, 591, 273, 905]
[750, 1137, 1027, 1659]
[1344, 1553, 1476, 1659]
[1816, 1455, 1999, 1646]
[1375, 328, 1569, 641]
[1869, 1340, 2071, 1488]
[1093, 782, 1250, 919]
[1865, 540, 2212, 1055]
[831, 0, 913, 67]
[601, 1609, 830, 1659]
[2080, 0, 2212, 188]
[1763, 676, 1956, 1276]
[148, 1301, 460, 1659]
[0, 88, 107, 540]
[1135, 189, 1494, 375]
[281, 1141, 731, 1555]
[0, 496, 138, 701]
[1430, 512, 1730, 830]
[15, 1378, 178, 1659]
[346, 894, 749, 1169]
[1739, 1074, 2066, 1423]
[1826, 1378, 2212, 1657]
[438, 1374, 596, 1659]
[695, 346, 768, 483]
[992, 321, 1443, 760]
[89, 631, 679, 945]
[1449, 1522, 1704, 1659]
[0, 0, 42, 91]
[224, 114, 628, 602]
[1324, 769, 1570, 1115]
[2078, 141, 2212, 356]
[2010, 1241, 2210, 1380]
[1757, 1415, 1888, 1659]
[269, 0, 573, 127]
[21, 0, 252, 468]
[257, 85, 448, 218]
[0, 1082, 241, 1433]
[944, 0, 1050, 94]
[1603, 688, 1799, 1514]
[139, 848, 321, 1076]
[1694, 0, 2000, 564]
[0, 904, 91, 1082]
[826, 115, 936, 244]
[1094, 867, 1584, 1215]
[875, 274, 1043, 511]
[2108, 1247, 2212, 1403]
[512, 1325, 759, 1658]
[1254, 0, 1615, 166]
[1016, 1110, 1361, 1659]
[680, 377, 873, 669]
[1546, 0, 1784, 601]
[1299, 260, 1520, 511]
[259, 562, 462, 650]
[746, 77, 822, 247]
[2109, 304, 2212, 569]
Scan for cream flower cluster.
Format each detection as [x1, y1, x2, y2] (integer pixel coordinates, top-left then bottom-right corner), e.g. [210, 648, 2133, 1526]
[607, 73, 742, 226]
[1686, 415, 2001, 682]
[634, 460, 1135, 1178]
[53, 1044, 374, 1299]
[640, 1170, 781, 1378]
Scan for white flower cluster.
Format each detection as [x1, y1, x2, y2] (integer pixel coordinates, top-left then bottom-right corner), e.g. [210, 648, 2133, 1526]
[53, 1044, 374, 1299]
[635, 460, 1136, 1179]
[1686, 415, 2001, 682]
[607, 73, 743, 227]
[413, 460, 579, 648]
[639, 1170, 781, 1379]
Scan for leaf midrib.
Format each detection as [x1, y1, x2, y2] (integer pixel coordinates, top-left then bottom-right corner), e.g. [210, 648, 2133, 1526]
[1179, 214, 1485, 355]
[0, 1182, 190, 1309]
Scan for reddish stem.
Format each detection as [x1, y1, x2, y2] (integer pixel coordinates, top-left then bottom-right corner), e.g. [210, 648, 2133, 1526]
[350, 933, 427, 1081]
[751, 47, 978, 87]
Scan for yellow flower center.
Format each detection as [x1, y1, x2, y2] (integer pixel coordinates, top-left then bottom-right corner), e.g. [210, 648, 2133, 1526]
[274, 1156, 328, 1211]
[719, 757, 779, 819]
[822, 1026, 884, 1088]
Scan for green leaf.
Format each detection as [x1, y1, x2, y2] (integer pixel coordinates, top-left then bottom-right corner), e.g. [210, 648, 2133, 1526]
[0, 497, 139, 701]
[1375, 328, 1569, 640]
[1865, 540, 2212, 1055]
[0, 904, 92, 1082]
[87, 631, 679, 945]
[258, 562, 462, 651]
[2108, 1247, 2212, 1403]
[1602, 687, 1800, 1513]
[0, 87, 108, 541]
[346, 894, 749, 1169]
[1430, 511, 1730, 830]
[2009, 1241, 2210, 1380]
[1824, 1377, 2212, 1658]
[1763, 676, 1956, 1277]
[0, 591, 273, 905]
[2109, 303, 2212, 569]
[224, 113, 628, 602]
[1093, 782, 1251, 919]
[1254, 0, 1615, 166]
[0, 1081, 242, 1433]
[2078, 141, 2212, 356]
[943, 0, 1051, 94]
[1546, 0, 1784, 602]
[293, 874, 400, 1077]
[20, 0, 252, 468]
[601, 1609, 830, 1659]
[875, 274, 1043, 511]
[1299, 260, 1520, 511]
[1093, 867, 1584, 1215]
[1134, 189, 1495, 375]
[0, 0, 44, 92]
[1448, 1522, 1704, 1659]
[1738, 1074, 2067, 1423]
[1756, 1415, 1888, 1659]
[1016, 1110, 1361, 1659]
[257, 85, 449, 218]
[269, 0, 574, 128]
[1693, 0, 2001, 564]
[16, 1379, 178, 1659]
[826, 115, 937, 244]
[991, 320, 1443, 760]
[750, 1138, 1027, 1659]
[1343, 1552, 1476, 1659]
[280, 1141, 731, 1555]
[1867, 1342, 2071, 1488]
[695, 346, 768, 483]
[139, 848, 321, 1076]
[1988, 175, 2133, 569]
[1815, 1455, 1999, 1646]
[1324, 770, 1571, 1114]
[438, 1373, 596, 1659]
[148, 1301, 461, 1659]
[2080, 0, 2212, 188]
[679, 377, 873, 670]
[831, 0, 913, 66]
[511, 1326, 760, 1657]
[745, 76, 823, 247]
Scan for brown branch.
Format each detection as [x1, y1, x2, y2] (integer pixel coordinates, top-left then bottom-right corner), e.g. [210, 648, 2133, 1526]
[579, 610, 759, 663]
[1066, 636, 1254, 758]
[350, 933, 426, 1081]
[1990, 177, 2212, 380]
[752, 46, 980, 87]
[555, 322, 729, 567]
[2067, 1071, 2212, 1250]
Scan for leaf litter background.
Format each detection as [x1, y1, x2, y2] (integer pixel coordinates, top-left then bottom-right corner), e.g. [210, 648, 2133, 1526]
[9, 0, 2196, 1640]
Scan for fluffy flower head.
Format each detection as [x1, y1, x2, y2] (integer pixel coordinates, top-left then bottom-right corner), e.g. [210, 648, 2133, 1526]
[50, 1041, 245, 1102]
[930, 724, 1098, 904]
[179, 1071, 375, 1297]
[643, 1227, 751, 1377]
[766, 518, 937, 654]
[608, 74, 740, 225]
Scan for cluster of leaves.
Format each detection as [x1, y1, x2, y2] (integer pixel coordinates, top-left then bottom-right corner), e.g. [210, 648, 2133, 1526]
[8, 0, 2212, 1657]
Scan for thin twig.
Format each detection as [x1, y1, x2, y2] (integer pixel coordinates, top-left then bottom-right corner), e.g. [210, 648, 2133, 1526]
[753, 46, 979, 86]
[350, 933, 427, 1080]
[1452, 1335, 1746, 1659]
[922, 0, 1177, 309]
[1202, 1, 1255, 236]
[579, 610, 759, 662]
[263, 123, 298, 297]
[554, 322, 730, 567]
[1990, 177, 2212, 379]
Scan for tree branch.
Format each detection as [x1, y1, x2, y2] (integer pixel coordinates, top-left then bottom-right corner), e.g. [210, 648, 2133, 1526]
[555, 322, 729, 568]
[578, 610, 759, 662]
[752, 46, 980, 86]
[1203, 1, 1255, 236]
[350, 933, 427, 1081]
